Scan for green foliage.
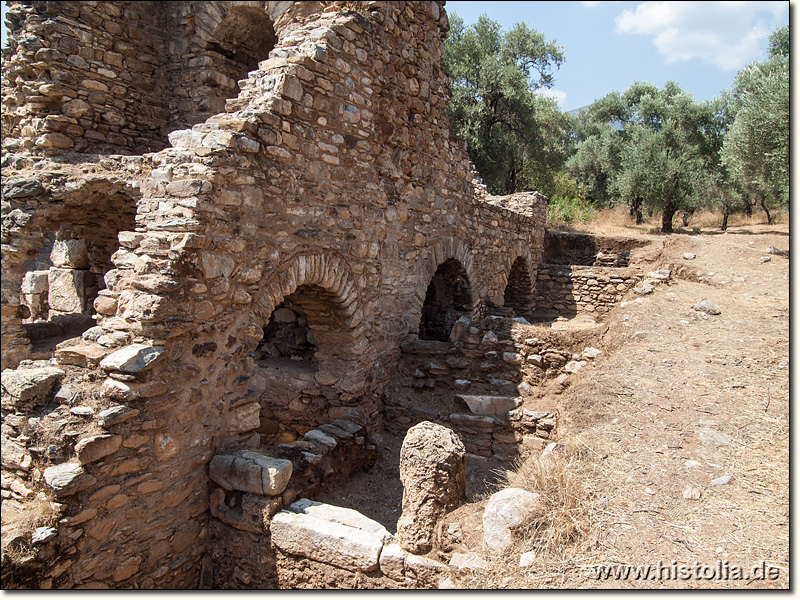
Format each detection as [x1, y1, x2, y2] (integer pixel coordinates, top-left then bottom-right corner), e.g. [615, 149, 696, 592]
[721, 26, 789, 223]
[445, 14, 569, 195]
[567, 81, 724, 232]
[546, 173, 596, 225]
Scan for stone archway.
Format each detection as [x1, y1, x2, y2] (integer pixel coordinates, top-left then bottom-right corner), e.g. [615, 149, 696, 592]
[503, 254, 536, 320]
[413, 239, 478, 341]
[252, 251, 368, 389]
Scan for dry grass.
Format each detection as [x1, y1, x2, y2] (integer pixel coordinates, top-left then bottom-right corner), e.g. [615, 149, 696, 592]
[550, 207, 788, 237]
[1, 492, 59, 567]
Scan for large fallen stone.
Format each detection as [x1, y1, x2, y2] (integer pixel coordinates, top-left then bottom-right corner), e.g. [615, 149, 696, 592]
[209, 450, 292, 496]
[209, 488, 281, 533]
[454, 394, 522, 416]
[396, 422, 466, 554]
[270, 510, 383, 572]
[43, 462, 97, 497]
[99, 344, 165, 373]
[482, 487, 545, 554]
[1, 366, 64, 411]
[289, 498, 392, 542]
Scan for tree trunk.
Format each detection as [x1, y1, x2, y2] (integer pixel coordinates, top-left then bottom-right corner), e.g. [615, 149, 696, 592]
[759, 196, 773, 225]
[721, 204, 729, 231]
[661, 201, 676, 233]
[681, 209, 693, 227]
[629, 197, 644, 225]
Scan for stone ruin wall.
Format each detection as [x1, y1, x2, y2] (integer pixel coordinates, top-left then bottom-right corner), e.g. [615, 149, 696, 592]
[1, 1, 551, 589]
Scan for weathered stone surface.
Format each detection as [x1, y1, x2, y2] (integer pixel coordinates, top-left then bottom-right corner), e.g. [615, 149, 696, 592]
[21, 271, 49, 294]
[270, 510, 383, 572]
[397, 422, 466, 554]
[47, 268, 88, 313]
[51, 239, 89, 269]
[404, 553, 450, 587]
[482, 487, 544, 553]
[55, 342, 110, 368]
[454, 394, 522, 416]
[1, 366, 64, 410]
[564, 360, 586, 374]
[209, 488, 281, 533]
[227, 402, 261, 435]
[2, 434, 32, 470]
[43, 462, 97, 497]
[209, 450, 293, 496]
[75, 434, 122, 464]
[379, 543, 406, 581]
[289, 498, 392, 542]
[97, 405, 139, 427]
[99, 344, 165, 373]
[694, 300, 721, 315]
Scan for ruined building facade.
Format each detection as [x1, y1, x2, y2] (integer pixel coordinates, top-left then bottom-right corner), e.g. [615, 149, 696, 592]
[1, 1, 552, 588]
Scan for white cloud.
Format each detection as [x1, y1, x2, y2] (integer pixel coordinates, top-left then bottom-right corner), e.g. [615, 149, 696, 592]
[538, 88, 568, 107]
[614, 1, 788, 70]
[582, 1, 602, 6]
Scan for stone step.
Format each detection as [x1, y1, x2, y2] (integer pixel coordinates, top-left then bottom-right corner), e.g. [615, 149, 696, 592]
[453, 394, 522, 416]
[270, 509, 384, 572]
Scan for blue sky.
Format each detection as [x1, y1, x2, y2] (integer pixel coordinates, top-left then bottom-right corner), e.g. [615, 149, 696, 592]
[445, 1, 789, 112]
[0, 1, 791, 112]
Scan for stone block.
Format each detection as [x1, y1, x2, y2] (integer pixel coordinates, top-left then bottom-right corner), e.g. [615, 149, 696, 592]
[1, 366, 64, 411]
[209, 488, 281, 533]
[99, 344, 165, 373]
[21, 271, 49, 294]
[48, 268, 87, 314]
[51, 239, 89, 269]
[209, 450, 292, 496]
[270, 511, 383, 572]
[379, 543, 406, 581]
[43, 462, 97, 497]
[454, 394, 522, 416]
[289, 498, 392, 542]
[482, 488, 544, 554]
[75, 434, 122, 464]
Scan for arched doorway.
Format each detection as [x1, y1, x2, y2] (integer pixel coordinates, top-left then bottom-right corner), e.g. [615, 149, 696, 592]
[503, 256, 535, 320]
[419, 258, 473, 342]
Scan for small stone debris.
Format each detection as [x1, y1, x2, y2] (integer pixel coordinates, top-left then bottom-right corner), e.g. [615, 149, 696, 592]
[519, 551, 537, 568]
[683, 253, 696, 260]
[683, 485, 702, 500]
[31, 526, 58, 545]
[69, 406, 94, 417]
[766, 246, 780, 254]
[711, 475, 733, 486]
[693, 300, 721, 315]
[634, 283, 655, 296]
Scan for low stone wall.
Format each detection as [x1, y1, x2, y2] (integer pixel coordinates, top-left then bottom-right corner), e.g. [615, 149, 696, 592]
[533, 265, 644, 320]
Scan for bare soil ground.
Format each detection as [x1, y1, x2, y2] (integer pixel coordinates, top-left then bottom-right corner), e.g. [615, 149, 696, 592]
[316, 221, 790, 589]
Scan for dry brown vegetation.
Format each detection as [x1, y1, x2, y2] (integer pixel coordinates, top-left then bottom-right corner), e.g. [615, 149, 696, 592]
[441, 217, 789, 589]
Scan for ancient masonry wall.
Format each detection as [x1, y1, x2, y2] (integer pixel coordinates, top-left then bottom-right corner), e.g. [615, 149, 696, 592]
[1, 1, 548, 589]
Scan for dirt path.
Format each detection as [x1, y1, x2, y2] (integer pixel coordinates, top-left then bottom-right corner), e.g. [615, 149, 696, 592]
[550, 224, 789, 588]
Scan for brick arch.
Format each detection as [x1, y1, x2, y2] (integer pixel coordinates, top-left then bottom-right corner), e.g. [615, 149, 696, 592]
[410, 238, 479, 338]
[500, 244, 537, 319]
[251, 251, 367, 371]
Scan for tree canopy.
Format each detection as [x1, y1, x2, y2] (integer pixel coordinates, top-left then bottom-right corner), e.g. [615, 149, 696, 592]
[568, 81, 723, 232]
[445, 14, 569, 196]
[720, 25, 789, 223]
